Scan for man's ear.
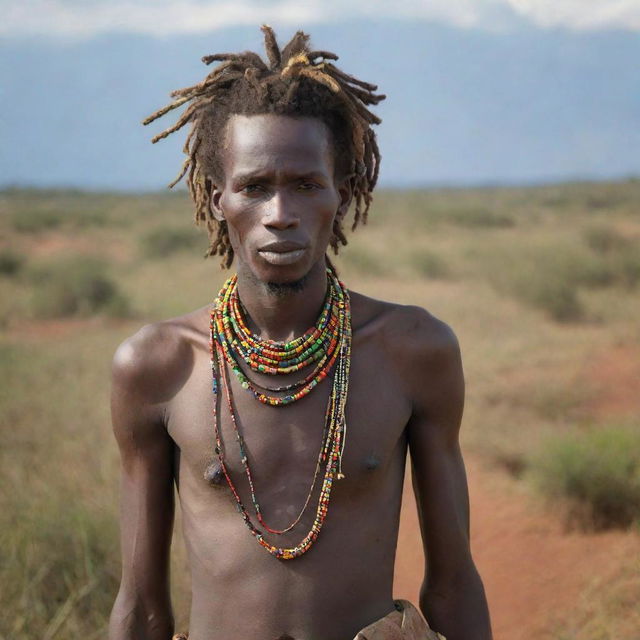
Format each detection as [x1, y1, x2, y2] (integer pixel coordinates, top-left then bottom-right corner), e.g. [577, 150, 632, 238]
[335, 176, 354, 222]
[210, 182, 225, 222]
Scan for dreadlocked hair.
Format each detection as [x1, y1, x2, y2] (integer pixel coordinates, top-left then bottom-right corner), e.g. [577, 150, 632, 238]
[143, 25, 385, 268]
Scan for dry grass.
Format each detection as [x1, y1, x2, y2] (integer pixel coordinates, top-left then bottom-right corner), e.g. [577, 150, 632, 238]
[0, 180, 639, 638]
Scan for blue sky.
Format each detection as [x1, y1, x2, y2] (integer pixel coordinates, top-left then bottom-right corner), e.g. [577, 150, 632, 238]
[1, 0, 639, 189]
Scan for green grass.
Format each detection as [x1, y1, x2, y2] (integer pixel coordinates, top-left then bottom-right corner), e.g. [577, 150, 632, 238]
[0, 337, 123, 639]
[0, 494, 119, 639]
[529, 426, 640, 531]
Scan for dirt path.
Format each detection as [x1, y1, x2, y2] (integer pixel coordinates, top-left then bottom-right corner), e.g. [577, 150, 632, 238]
[393, 454, 640, 639]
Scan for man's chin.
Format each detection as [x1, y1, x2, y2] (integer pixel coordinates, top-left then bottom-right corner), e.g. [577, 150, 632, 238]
[255, 255, 313, 282]
[265, 273, 311, 297]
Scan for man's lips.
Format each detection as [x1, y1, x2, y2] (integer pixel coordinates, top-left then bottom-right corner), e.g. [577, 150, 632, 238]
[258, 241, 308, 265]
[258, 240, 307, 252]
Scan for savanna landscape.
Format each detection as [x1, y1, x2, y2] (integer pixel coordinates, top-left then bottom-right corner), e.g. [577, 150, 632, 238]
[1, 181, 639, 639]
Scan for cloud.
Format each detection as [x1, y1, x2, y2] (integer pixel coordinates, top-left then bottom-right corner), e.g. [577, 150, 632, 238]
[2, 0, 639, 39]
[507, 0, 640, 30]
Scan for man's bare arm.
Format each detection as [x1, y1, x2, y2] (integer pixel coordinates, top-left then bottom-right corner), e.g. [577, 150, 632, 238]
[108, 325, 179, 640]
[398, 308, 492, 640]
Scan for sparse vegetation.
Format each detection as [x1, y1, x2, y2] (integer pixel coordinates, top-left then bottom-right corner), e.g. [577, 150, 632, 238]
[518, 274, 584, 322]
[10, 208, 108, 233]
[0, 248, 25, 276]
[584, 225, 631, 254]
[1, 181, 640, 639]
[445, 206, 514, 228]
[141, 226, 204, 258]
[530, 426, 640, 531]
[0, 495, 119, 639]
[341, 244, 386, 276]
[27, 256, 130, 318]
[407, 249, 450, 279]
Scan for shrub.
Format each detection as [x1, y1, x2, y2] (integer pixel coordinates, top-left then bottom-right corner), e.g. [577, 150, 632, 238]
[27, 256, 130, 318]
[11, 208, 108, 233]
[530, 426, 640, 531]
[0, 248, 25, 276]
[407, 249, 450, 279]
[485, 245, 596, 321]
[502, 268, 585, 322]
[341, 245, 386, 277]
[11, 209, 66, 233]
[525, 279, 583, 322]
[141, 226, 203, 258]
[611, 248, 640, 288]
[584, 225, 631, 254]
[446, 207, 514, 228]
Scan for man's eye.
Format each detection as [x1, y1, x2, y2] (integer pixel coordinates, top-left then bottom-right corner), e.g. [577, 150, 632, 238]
[298, 182, 319, 191]
[242, 184, 265, 194]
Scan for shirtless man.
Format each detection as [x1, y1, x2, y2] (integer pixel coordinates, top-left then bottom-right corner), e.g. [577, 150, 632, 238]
[108, 27, 492, 640]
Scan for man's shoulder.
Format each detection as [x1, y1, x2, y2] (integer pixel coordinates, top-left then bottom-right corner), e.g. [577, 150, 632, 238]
[111, 306, 209, 400]
[350, 291, 463, 422]
[349, 289, 459, 364]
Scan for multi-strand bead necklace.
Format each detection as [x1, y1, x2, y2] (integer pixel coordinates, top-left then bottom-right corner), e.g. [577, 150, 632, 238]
[209, 265, 352, 559]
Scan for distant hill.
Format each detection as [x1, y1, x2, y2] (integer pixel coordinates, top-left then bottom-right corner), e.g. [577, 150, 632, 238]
[2, 21, 639, 189]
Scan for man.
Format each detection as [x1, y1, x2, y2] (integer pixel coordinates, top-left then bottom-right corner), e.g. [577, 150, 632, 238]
[108, 26, 492, 640]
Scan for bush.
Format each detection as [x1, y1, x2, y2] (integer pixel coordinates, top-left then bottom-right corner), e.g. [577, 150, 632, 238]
[498, 264, 585, 322]
[141, 226, 203, 258]
[611, 249, 640, 288]
[446, 207, 514, 228]
[11, 208, 108, 233]
[0, 248, 25, 276]
[582, 227, 640, 289]
[11, 209, 66, 233]
[530, 426, 640, 531]
[341, 245, 386, 277]
[524, 279, 584, 322]
[484, 245, 600, 321]
[407, 250, 450, 279]
[27, 256, 130, 318]
[584, 225, 631, 254]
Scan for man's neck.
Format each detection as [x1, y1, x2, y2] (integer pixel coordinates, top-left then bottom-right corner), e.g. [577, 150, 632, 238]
[235, 259, 329, 343]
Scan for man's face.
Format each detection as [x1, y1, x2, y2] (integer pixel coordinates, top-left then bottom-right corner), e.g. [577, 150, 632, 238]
[212, 114, 351, 285]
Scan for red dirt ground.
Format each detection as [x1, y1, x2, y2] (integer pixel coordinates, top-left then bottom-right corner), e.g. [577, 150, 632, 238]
[393, 455, 640, 639]
[582, 344, 640, 420]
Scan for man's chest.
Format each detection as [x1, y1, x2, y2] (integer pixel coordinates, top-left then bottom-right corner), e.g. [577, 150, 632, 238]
[166, 336, 412, 497]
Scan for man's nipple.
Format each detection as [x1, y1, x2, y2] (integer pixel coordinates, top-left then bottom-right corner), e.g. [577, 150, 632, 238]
[203, 460, 225, 486]
[364, 453, 381, 471]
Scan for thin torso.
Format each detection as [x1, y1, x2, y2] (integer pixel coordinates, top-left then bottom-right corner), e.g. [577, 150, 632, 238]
[163, 291, 415, 640]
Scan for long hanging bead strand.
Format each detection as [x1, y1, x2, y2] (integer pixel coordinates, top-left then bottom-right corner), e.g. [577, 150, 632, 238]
[208, 266, 352, 558]
[215, 270, 349, 536]
[217, 341, 333, 535]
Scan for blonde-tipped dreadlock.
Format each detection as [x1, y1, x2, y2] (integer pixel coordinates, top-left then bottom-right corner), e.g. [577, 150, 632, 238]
[144, 25, 385, 268]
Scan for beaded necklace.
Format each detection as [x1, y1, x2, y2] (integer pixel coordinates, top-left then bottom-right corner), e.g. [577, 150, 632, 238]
[209, 266, 352, 559]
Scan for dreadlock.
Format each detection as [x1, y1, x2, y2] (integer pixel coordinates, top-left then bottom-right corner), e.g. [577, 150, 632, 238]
[143, 25, 385, 268]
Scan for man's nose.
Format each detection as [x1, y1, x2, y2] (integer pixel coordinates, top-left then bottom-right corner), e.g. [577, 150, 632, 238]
[262, 191, 300, 230]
